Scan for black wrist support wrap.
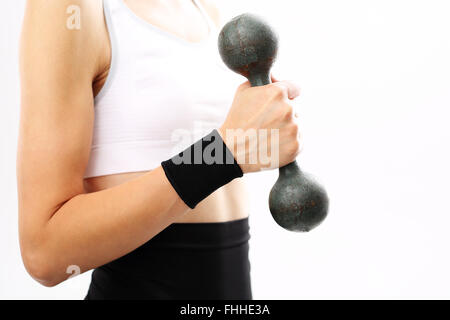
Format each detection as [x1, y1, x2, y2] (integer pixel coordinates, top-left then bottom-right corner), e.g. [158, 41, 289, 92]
[161, 129, 243, 209]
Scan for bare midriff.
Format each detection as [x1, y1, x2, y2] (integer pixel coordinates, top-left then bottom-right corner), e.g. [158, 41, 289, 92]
[85, 171, 249, 223]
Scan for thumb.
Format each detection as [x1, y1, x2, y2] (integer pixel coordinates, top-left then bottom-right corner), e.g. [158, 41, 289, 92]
[271, 74, 301, 100]
[271, 80, 301, 100]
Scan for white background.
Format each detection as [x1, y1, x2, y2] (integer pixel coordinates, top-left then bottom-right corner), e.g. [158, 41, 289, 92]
[1, 0, 450, 299]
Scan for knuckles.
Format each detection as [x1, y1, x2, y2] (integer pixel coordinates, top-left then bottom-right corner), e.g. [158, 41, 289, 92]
[267, 84, 287, 100]
[283, 104, 294, 121]
[289, 123, 299, 137]
[289, 140, 301, 158]
[284, 123, 301, 159]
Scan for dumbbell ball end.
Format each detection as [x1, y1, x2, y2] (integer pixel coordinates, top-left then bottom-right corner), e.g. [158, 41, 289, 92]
[218, 13, 278, 81]
[269, 162, 329, 232]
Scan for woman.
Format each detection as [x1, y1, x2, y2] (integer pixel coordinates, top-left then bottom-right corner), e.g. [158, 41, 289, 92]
[18, 0, 300, 299]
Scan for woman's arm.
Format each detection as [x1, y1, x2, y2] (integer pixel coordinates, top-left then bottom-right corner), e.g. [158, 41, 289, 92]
[17, 0, 190, 287]
[18, 0, 300, 287]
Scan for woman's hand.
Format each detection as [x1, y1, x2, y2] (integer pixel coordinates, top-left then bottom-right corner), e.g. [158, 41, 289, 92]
[219, 79, 301, 173]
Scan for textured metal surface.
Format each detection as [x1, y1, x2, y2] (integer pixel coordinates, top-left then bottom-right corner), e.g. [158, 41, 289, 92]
[269, 162, 328, 232]
[218, 14, 329, 232]
[218, 14, 278, 86]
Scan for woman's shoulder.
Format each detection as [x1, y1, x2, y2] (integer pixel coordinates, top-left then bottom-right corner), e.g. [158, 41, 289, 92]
[22, 0, 110, 82]
[24, 0, 104, 28]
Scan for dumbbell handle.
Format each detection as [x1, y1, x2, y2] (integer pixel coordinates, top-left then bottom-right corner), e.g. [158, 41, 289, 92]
[218, 13, 328, 232]
[247, 72, 300, 176]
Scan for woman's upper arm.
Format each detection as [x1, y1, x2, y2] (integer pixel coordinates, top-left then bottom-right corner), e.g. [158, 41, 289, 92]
[18, 0, 106, 235]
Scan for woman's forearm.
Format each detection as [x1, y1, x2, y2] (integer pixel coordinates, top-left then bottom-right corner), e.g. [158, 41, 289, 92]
[22, 166, 189, 287]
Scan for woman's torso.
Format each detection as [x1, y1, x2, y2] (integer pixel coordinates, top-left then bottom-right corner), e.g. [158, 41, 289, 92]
[84, 0, 249, 222]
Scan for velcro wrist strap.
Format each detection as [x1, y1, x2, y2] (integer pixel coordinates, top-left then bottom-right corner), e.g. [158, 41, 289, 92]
[161, 129, 243, 209]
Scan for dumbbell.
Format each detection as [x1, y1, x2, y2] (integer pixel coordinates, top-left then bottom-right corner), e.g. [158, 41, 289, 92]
[218, 13, 329, 232]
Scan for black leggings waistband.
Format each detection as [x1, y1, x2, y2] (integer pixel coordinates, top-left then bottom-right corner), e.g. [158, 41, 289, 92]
[141, 217, 250, 249]
[86, 217, 252, 300]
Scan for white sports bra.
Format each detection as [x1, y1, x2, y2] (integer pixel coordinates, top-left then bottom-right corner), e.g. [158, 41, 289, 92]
[85, 0, 241, 178]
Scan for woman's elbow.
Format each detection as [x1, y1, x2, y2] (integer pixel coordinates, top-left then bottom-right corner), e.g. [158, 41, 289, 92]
[21, 246, 62, 287]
